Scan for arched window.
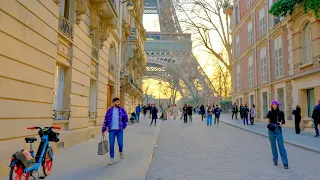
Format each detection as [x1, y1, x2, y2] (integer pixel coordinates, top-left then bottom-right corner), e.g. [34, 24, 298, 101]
[302, 22, 312, 65]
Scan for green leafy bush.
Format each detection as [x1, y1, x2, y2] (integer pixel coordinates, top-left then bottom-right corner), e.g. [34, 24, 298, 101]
[269, 0, 320, 19]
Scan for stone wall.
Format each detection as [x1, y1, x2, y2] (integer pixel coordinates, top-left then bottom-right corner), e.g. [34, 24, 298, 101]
[286, 81, 293, 120]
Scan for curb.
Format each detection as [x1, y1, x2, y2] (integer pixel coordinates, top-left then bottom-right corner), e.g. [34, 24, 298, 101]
[221, 120, 320, 154]
[145, 122, 162, 180]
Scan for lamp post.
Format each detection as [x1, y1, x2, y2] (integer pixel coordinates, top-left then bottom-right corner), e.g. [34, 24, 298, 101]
[158, 82, 162, 108]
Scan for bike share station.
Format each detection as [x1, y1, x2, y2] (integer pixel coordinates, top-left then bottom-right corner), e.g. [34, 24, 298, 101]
[8, 126, 61, 180]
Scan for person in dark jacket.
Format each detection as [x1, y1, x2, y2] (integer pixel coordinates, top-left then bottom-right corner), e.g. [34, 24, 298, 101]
[187, 105, 193, 122]
[150, 105, 158, 126]
[214, 105, 221, 124]
[232, 103, 238, 120]
[239, 104, 244, 119]
[200, 105, 205, 121]
[312, 100, 320, 137]
[242, 104, 249, 125]
[292, 105, 301, 134]
[267, 100, 288, 169]
[182, 104, 188, 123]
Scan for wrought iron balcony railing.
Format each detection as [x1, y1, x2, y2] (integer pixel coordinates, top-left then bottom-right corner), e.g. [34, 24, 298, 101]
[274, 17, 281, 25]
[52, 110, 71, 120]
[88, 111, 98, 119]
[59, 15, 73, 39]
[91, 45, 99, 60]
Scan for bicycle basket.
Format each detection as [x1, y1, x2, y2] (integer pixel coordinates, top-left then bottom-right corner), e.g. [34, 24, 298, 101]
[48, 131, 60, 142]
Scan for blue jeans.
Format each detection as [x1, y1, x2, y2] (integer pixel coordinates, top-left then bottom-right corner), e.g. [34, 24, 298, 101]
[109, 130, 124, 158]
[136, 113, 140, 122]
[268, 126, 288, 165]
[207, 116, 212, 125]
[243, 114, 248, 125]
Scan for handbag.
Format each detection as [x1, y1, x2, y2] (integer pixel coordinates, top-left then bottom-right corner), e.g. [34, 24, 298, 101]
[267, 123, 277, 132]
[98, 135, 109, 155]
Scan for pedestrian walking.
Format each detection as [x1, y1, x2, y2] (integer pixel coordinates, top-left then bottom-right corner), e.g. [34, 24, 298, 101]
[200, 104, 205, 121]
[173, 104, 179, 120]
[182, 104, 188, 123]
[249, 104, 255, 125]
[187, 105, 193, 122]
[102, 98, 128, 165]
[232, 103, 238, 120]
[214, 105, 221, 124]
[149, 104, 153, 119]
[240, 104, 244, 119]
[135, 104, 142, 123]
[267, 100, 289, 169]
[292, 105, 301, 134]
[142, 105, 147, 117]
[243, 104, 249, 125]
[150, 105, 158, 126]
[207, 106, 213, 126]
[312, 100, 320, 137]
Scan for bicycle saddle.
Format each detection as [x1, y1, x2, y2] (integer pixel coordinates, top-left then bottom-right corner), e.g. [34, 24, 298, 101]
[25, 137, 37, 143]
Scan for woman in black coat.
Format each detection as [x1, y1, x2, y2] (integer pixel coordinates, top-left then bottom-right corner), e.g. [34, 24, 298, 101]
[292, 105, 301, 134]
[150, 106, 158, 126]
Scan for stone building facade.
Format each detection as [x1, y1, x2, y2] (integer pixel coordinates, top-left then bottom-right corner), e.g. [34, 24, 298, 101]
[0, 0, 146, 178]
[225, 0, 320, 130]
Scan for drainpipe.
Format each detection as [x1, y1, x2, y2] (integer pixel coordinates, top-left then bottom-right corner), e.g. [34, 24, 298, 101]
[253, 9, 259, 121]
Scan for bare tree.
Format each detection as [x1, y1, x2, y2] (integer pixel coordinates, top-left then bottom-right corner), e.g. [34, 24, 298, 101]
[176, 0, 232, 74]
[160, 80, 179, 105]
[212, 61, 232, 100]
[142, 79, 154, 104]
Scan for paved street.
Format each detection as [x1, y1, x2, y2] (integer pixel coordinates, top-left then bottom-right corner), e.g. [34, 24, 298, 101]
[147, 115, 320, 180]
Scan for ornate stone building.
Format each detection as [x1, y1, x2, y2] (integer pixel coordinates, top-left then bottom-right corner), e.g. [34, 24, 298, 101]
[225, 0, 320, 131]
[0, 0, 146, 177]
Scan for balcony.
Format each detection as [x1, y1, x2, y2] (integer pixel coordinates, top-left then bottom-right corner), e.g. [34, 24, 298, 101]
[88, 111, 98, 119]
[52, 110, 71, 120]
[91, 45, 99, 60]
[91, 0, 118, 19]
[58, 15, 73, 39]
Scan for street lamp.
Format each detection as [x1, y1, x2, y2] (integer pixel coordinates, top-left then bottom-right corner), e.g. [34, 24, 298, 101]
[121, 0, 134, 10]
[158, 82, 162, 108]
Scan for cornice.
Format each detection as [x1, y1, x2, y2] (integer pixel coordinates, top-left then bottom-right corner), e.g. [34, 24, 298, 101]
[270, 26, 284, 40]
[257, 36, 267, 49]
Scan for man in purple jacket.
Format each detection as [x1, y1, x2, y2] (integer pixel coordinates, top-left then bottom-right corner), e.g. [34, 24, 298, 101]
[102, 97, 128, 165]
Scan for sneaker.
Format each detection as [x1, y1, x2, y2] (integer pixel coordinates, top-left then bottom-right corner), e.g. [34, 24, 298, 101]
[284, 164, 289, 169]
[120, 152, 124, 159]
[109, 158, 114, 165]
[315, 134, 319, 137]
[274, 162, 278, 166]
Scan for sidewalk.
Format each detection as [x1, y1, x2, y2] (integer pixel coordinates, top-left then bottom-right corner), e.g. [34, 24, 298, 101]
[2, 116, 161, 180]
[220, 115, 320, 153]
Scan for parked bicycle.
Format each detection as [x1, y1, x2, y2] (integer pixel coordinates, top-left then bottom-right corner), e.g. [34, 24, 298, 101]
[8, 126, 61, 180]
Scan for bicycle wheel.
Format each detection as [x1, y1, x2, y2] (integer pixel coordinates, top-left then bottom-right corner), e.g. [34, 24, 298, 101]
[9, 163, 30, 180]
[42, 146, 53, 176]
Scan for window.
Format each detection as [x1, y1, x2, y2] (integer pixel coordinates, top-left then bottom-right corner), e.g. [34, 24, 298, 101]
[247, 0, 252, 9]
[89, 79, 98, 119]
[248, 21, 253, 46]
[250, 95, 254, 105]
[277, 88, 285, 112]
[274, 36, 283, 78]
[268, 0, 274, 29]
[307, 89, 315, 117]
[236, 35, 240, 57]
[248, 56, 254, 88]
[262, 92, 268, 117]
[59, 0, 70, 20]
[240, 98, 243, 105]
[235, 5, 240, 24]
[260, 47, 267, 83]
[53, 65, 65, 120]
[236, 64, 240, 91]
[259, 7, 266, 36]
[302, 22, 312, 65]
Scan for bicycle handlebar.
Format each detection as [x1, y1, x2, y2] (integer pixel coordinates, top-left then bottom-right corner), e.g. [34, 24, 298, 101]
[27, 126, 61, 130]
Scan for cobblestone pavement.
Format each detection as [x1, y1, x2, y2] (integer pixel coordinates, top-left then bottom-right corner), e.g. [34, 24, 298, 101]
[147, 115, 320, 180]
[220, 115, 320, 152]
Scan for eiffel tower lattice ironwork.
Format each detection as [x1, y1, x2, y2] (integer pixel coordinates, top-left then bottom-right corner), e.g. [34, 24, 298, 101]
[143, 0, 218, 103]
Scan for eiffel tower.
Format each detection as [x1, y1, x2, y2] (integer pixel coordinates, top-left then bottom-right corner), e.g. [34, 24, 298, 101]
[143, 0, 218, 104]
